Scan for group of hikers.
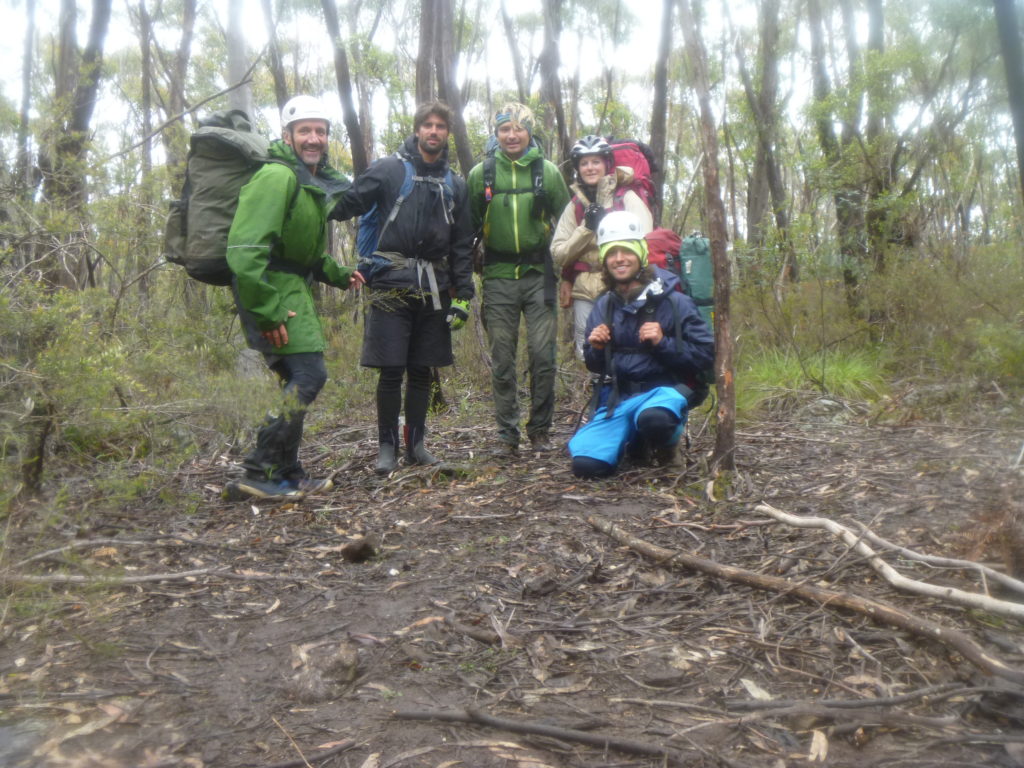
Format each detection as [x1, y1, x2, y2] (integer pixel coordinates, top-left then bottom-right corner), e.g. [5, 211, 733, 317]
[220, 96, 715, 501]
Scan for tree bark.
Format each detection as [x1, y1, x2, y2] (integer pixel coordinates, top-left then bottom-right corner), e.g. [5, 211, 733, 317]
[15, 0, 36, 206]
[226, 0, 253, 116]
[539, 0, 570, 170]
[416, 0, 438, 104]
[648, 0, 674, 226]
[807, 0, 864, 307]
[499, 0, 528, 103]
[260, 0, 289, 111]
[321, 0, 369, 174]
[433, 0, 475, 176]
[680, 0, 735, 472]
[40, 0, 112, 290]
[995, 0, 1024, 208]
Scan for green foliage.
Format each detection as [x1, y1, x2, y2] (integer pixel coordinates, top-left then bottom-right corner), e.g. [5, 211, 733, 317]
[736, 347, 890, 417]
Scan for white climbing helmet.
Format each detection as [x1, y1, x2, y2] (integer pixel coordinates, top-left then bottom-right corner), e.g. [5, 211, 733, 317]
[280, 95, 330, 132]
[596, 210, 644, 246]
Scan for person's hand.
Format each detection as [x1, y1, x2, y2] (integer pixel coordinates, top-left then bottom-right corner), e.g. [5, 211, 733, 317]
[559, 280, 573, 308]
[596, 174, 616, 208]
[261, 310, 297, 348]
[588, 323, 612, 350]
[583, 203, 605, 232]
[349, 270, 366, 289]
[446, 298, 471, 330]
[638, 321, 664, 346]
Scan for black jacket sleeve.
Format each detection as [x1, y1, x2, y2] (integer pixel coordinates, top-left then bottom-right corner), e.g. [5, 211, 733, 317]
[448, 176, 475, 300]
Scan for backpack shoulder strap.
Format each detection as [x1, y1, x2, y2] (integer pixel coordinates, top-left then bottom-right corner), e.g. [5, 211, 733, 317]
[483, 155, 496, 205]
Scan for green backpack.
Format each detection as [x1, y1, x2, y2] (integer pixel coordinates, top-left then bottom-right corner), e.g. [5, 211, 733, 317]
[678, 233, 714, 330]
[163, 110, 298, 286]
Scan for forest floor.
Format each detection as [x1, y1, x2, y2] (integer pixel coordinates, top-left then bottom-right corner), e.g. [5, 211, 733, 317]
[3, 386, 1024, 768]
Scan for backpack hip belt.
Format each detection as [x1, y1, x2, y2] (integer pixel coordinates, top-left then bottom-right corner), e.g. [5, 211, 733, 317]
[372, 251, 447, 310]
[484, 247, 546, 266]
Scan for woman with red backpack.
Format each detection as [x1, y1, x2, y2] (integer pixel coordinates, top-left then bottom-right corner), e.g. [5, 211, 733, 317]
[551, 136, 654, 359]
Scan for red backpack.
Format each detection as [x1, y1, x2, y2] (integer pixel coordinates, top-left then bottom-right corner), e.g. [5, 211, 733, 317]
[645, 227, 683, 289]
[572, 137, 659, 224]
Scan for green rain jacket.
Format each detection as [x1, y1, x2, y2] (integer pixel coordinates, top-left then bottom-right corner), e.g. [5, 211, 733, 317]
[227, 140, 357, 355]
[467, 145, 570, 281]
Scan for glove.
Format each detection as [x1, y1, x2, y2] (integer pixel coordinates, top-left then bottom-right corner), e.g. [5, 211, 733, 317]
[584, 203, 605, 232]
[446, 298, 470, 331]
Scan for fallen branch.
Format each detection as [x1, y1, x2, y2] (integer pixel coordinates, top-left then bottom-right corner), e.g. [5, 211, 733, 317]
[392, 707, 688, 764]
[244, 738, 356, 768]
[0, 568, 303, 586]
[586, 513, 1024, 687]
[847, 519, 1024, 597]
[739, 703, 959, 730]
[725, 682, 972, 711]
[756, 504, 1024, 621]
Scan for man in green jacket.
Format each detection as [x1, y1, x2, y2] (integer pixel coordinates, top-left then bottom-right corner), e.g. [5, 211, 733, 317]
[467, 103, 570, 454]
[224, 95, 365, 501]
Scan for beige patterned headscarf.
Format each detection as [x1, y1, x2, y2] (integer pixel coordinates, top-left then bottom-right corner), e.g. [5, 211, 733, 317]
[493, 103, 535, 137]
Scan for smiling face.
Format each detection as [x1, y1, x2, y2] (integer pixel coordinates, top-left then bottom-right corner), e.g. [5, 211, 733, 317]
[496, 122, 530, 159]
[283, 119, 329, 172]
[604, 245, 643, 285]
[577, 155, 606, 185]
[416, 113, 450, 161]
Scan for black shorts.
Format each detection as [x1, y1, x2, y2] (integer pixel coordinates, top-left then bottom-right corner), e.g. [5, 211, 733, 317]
[360, 290, 454, 368]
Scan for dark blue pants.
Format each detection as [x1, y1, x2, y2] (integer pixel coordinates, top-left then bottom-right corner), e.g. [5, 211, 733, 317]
[242, 352, 327, 483]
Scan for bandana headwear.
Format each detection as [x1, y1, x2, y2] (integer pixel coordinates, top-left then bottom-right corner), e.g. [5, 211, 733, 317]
[494, 103, 535, 137]
[600, 239, 649, 269]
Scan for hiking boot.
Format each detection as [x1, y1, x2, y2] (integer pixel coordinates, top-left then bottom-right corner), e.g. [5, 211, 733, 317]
[652, 443, 684, 469]
[223, 478, 303, 501]
[288, 477, 333, 494]
[407, 442, 440, 466]
[375, 443, 398, 475]
[492, 441, 519, 457]
[405, 424, 441, 466]
[529, 434, 554, 452]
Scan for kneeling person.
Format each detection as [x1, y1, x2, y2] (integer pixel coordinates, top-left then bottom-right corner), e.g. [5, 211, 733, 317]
[569, 211, 714, 478]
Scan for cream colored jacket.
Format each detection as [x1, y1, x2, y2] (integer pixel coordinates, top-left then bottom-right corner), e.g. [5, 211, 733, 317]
[550, 167, 654, 302]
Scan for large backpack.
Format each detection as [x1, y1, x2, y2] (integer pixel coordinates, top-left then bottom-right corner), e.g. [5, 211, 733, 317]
[645, 229, 714, 330]
[571, 137, 659, 224]
[607, 138, 658, 213]
[355, 154, 455, 280]
[163, 110, 299, 286]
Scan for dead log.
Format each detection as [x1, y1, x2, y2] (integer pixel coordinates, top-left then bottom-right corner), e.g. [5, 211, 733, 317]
[586, 513, 1024, 687]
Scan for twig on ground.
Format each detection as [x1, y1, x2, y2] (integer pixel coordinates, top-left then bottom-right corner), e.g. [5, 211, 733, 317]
[587, 513, 1024, 686]
[847, 519, 1024, 597]
[1, 567, 306, 586]
[391, 707, 689, 764]
[757, 504, 1024, 621]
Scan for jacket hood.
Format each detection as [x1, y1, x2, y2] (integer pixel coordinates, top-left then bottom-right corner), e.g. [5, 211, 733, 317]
[621, 267, 681, 314]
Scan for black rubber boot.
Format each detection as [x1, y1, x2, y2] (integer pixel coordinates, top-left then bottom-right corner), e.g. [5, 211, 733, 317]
[375, 424, 400, 475]
[404, 424, 440, 466]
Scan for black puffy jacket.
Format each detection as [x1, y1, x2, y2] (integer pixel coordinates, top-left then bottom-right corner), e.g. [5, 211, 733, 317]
[332, 135, 475, 300]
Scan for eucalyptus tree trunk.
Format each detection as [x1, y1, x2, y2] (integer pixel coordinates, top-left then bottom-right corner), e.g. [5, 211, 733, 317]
[807, 0, 864, 307]
[499, 0, 528, 103]
[680, 0, 735, 473]
[733, 0, 797, 283]
[539, 0, 570, 171]
[40, 0, 112, 290]
[648, 0, 674, 226]
[226, 0, 253, 117]
[260, 0, 289, 111]
[433, 0, 475, 176]
[16, 0, 35, 207]
[159, 0, 195, 184]
[995, 0, 1024, 209]
[417, 0, 438, 104]
[321, 0, 368, 174]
